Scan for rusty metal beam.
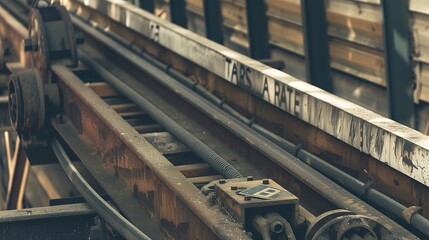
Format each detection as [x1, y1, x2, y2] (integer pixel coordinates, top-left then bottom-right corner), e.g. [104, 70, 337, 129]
[0, 203, 96, 239]
[51, 64, 249, 239]
[64, 0, 429, 192]
[5, 138, 29, 210]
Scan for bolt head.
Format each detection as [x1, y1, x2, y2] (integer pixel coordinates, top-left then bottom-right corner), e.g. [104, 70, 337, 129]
[247, 176, 253, 181]
[219, 179, 226, 184]
[262, 179, 270, 184]
[231, 186, 238, 190]
[244, 196, 251, 201]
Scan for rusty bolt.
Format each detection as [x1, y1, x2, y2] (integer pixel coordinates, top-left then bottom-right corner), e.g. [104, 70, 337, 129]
[231, 186, 238, 190]
[247, 176, 253, 181]
[244, 196, 252, 201]
[219, 179, 226, 184]
[262, 179, 270, 184]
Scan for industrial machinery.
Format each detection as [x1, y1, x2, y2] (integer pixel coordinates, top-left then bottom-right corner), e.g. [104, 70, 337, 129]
[0, 0, 427, 239]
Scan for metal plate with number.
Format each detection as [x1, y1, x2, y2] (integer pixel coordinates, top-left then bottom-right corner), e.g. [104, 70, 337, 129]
[239, 185, 291, 200]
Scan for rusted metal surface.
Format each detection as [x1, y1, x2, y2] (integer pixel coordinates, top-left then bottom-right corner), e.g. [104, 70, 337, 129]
[0, 203, 96, 239]
[63, 0, 429, 189]
[61, 0, 429, 220]
[51, 64, 250, 239]
[0, 1, 426, 238]
[214, 179, 299, 225]
[72, 22, 417, 238]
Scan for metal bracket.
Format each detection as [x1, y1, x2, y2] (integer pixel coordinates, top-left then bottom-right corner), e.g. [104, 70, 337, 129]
[248, 116, 256, 127]
[218, 98, 227, 108]
[360, 169, 374, 197]
[402, 206, 422, 224]
[293, 142, 303, 157]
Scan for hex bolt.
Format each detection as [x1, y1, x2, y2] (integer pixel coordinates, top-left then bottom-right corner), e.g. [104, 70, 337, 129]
[247, 176, 253, 181]
[231, 186, 238, 190]
[244, 196, 252, 201]
[22, 38, 37, 52]
[262, 179, 270, 184]
[270, 220, 284, 234]
[219, 179, 226, 184]
[75, 32, 85, 45]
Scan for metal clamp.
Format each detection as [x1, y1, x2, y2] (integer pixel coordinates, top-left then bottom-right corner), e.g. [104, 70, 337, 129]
[293, 143, 303, 157]
[164, 63, 172, 73]
[218, 98, 227, 108]
[359, 169, 373, 197]
[248, 116, 256, 127]
[402, 206, 422, 224]
[128, 37, 136, 49]
[191, 80, 200, 91]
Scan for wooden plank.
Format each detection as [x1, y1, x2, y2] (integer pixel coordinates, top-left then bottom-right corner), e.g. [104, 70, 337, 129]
[111, 103, 139, 113]
[86, 82, 119, 97]
[188, 175, 223, 184]
[175, 163, 214, 177]
[134, 124, 164, 134]
[119, 111, 146, 118]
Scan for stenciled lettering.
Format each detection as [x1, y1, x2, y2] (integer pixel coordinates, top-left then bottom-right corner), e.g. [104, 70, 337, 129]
[224, 57, 252, 89]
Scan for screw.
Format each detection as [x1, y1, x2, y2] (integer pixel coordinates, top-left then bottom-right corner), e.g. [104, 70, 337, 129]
[231, 186, 237, 190]
[244, 196, 251, 201]
[219, 179, 226, 184]
[262, 179, 270, 184]
[247, 176, 253, 181]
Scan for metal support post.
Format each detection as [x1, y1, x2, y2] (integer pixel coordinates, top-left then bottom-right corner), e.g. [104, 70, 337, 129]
[381, 0, 415, 127]
[245, 0, 270, 59]
[204, 0, 223, 44]
[170, 0, 187, 28]
[301, 0, 332, 91]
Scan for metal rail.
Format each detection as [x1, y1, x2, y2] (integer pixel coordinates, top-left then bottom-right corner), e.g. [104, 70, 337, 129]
[70, 14, 417, 238]
[66, 0, 429, 189]
[0, 1, 427, 239]
[50, 137, 152, 240]
[79, 52, 242, 179]
[126, 42, 429, 236]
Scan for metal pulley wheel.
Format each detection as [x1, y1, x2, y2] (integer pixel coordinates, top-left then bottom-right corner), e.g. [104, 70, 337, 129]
[304, 209, 391, 240]
[23, 3, 79, 83]
[8, 69, 45, 133]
